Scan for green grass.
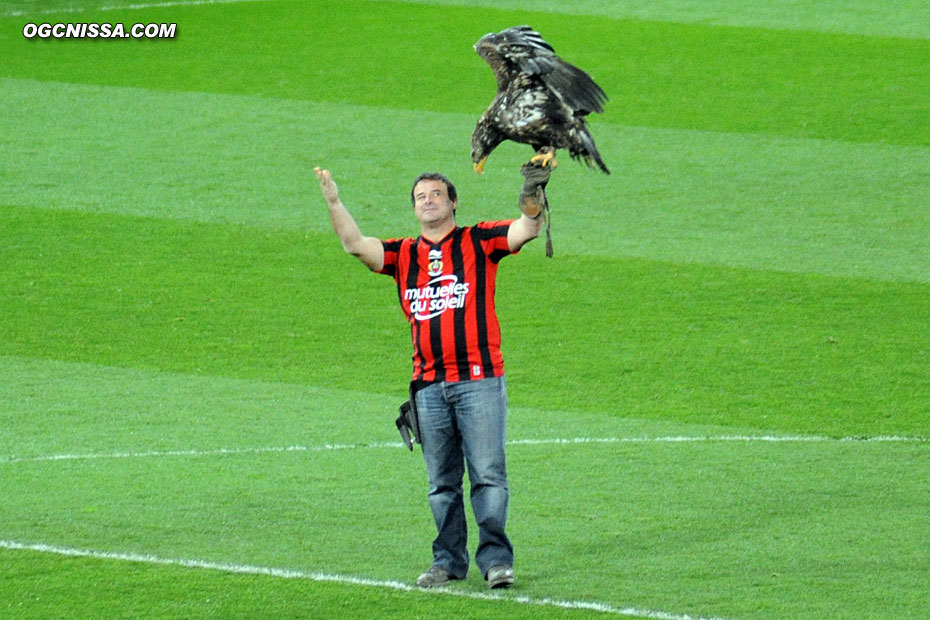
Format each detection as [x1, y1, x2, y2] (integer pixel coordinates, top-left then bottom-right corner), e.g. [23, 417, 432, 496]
[2, 0, 928, 618]
[4, 1, 930, 146]
[374, 0, 930, 39]
[3, 358, 928, 618]
[2, 207, 927, 436]
[2, 546, 615, 620]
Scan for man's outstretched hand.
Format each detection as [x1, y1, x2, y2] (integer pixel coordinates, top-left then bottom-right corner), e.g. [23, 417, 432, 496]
[314, 167, 340, 205]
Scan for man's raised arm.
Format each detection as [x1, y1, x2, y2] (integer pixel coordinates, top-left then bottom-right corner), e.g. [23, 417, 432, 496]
[314, 167, 384, 271]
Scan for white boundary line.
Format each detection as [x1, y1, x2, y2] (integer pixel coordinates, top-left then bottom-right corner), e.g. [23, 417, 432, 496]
[1, 434, 925, 465]
[510, 434, 928, 445]
[1, 0, 272, 18]
[0, 442, 397, 464]
[0, 539, 733, 620]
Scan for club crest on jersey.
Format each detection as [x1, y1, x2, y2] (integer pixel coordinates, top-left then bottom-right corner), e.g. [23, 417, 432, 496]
[427, 249, 443, 277]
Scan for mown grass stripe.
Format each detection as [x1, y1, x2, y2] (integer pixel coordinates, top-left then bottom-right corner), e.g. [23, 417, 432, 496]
[369, 0, 930, 40]
[3, 208, 928, 437]
[3, 1, 929, 146]
[4, 79, 928, 282]
[0, 0, 271, 17]
[6, 0, 930, 40]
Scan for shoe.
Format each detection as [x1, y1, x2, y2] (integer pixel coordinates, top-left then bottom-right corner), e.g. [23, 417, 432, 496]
[486, 565, 514, 589]
[415, 565, 460, 588]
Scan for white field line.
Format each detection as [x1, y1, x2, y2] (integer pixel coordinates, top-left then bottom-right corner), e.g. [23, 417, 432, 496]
[0, 539, 734, 620]
[1, 434, 926, 465]
[2, 0, 272, 18]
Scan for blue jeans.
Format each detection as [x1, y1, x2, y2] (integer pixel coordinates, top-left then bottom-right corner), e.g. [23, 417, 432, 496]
[415, 375, 513, 579]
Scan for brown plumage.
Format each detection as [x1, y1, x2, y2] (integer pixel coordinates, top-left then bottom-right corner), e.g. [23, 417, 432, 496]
[471, 26, 609, 174]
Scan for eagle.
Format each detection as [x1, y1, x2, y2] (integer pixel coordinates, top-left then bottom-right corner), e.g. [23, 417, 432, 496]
[471, 25, 609, 174]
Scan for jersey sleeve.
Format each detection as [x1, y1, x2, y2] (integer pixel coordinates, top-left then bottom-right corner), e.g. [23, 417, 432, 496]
[475, 220, 517, 263]
[377, 239, 403, 276]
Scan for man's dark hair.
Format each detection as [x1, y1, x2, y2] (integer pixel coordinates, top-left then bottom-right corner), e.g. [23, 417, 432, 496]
[410, 172, 457, 206]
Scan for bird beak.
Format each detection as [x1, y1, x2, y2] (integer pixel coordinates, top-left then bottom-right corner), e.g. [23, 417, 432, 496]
[474, 157, 487, 174]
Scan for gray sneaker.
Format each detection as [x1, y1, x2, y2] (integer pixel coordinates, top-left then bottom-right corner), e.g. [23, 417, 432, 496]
[415, 565, 460, 588]
[486, 565, 515, 589]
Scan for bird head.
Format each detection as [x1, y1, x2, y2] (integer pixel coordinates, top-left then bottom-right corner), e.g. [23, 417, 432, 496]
[471, 116, 502, 175]
[473, 32, 499, 63]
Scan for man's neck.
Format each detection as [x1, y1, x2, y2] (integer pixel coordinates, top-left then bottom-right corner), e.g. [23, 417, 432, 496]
[420, 220, 457, 244]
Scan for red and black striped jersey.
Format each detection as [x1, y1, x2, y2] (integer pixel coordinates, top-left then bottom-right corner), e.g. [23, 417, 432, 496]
[377, 221, 517, 383]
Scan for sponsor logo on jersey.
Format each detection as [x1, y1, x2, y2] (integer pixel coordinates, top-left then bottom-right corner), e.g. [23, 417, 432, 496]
[404, 275, 470, 321]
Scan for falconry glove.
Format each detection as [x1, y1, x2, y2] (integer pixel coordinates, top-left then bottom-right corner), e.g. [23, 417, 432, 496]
[519, 162, 550, 219]
[520, 149, 555, 257]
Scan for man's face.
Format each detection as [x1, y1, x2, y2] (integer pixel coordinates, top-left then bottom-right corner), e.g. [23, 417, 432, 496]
[412, 180, 456, 226]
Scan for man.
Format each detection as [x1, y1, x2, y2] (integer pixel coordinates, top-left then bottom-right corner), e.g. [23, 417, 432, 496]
[313, 153, 551, 589]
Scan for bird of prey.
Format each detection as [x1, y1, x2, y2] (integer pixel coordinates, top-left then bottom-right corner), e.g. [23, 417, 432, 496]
[471, 25, 609, 174]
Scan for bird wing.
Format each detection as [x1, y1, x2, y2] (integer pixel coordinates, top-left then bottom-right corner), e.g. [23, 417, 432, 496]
[490, 26, 607, 115]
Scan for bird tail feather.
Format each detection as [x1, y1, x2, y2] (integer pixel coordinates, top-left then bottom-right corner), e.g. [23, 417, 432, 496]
[575, 129, 610, 174]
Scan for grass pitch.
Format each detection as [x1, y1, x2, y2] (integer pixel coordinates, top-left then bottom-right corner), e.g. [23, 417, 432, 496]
[2, 1, 928, 619]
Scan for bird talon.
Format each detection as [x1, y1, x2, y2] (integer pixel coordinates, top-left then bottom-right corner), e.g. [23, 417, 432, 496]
[530, 150, 558, 168]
